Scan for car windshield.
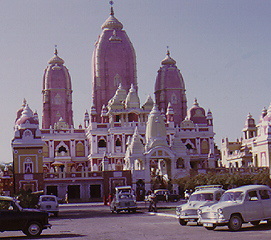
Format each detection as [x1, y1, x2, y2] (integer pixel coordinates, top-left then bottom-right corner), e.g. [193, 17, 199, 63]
[220, 191, 243, 202]
[189, 193, 213, 201]
[119, 194, 133, 199]
[41, 197, 56, 202]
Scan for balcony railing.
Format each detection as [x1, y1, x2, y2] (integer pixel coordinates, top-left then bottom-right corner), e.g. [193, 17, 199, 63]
[44, 171, 103, 179]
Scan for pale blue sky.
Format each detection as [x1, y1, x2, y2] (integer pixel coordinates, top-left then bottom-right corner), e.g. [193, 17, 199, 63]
[0, 0, 270, 163]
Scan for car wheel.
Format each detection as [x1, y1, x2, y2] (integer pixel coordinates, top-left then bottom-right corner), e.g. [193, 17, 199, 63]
[179, 219, 187, 226]
[251, 220, 260, 226]
[23, 222, 42, 237]
[228, 215, 243, 231]
[205, 225, 216, 230]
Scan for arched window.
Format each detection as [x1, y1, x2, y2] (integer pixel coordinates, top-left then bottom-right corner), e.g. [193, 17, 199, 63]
[98, 139, 106, 148]
[76, 142, 85, 157]
[171, 94, 177, 104]
[201, 139, 209, 154]
[24, 158, 33, 173]
[23, 130, 33, 140]
[176, 158, 185, 169]
[114, 74, 121, 86]
[58, 146, 67, 153]
[186, 143, 193, 149]
[43, 143, 49, 158]
[128, 113, 138, 122]
[115, 138, 121, 147]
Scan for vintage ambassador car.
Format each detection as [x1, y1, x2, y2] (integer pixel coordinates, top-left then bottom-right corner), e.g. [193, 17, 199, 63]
[110, 186, 137, 213]
[198, 185, 271, 231]
[0, 196, 51, 237]
[176, 185, 224, 225]
[38, 195, 59, 217]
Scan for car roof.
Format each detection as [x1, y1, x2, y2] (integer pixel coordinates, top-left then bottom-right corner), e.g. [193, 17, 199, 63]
[40, 195, 57, 198]
[193, 185, 224, 194]
[225, 184, 271, 192]
[115, 186, 131, 190]
[154, 189, 168, 192]
[0, 196, 13, 201]
[192, 188, 224, 194]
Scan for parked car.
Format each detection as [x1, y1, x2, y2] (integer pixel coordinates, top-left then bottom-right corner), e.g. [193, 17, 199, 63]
[110, 186, 137, 213]
[176, 185, 225, 226]
[154, 189, 180, 202]
[38, 195, 59, 217]
[198, 185, 271, 231]
[0, 196, 51, 237]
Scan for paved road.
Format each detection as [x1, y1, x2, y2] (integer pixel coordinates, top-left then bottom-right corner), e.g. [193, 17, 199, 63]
[1, 202, 271, 240]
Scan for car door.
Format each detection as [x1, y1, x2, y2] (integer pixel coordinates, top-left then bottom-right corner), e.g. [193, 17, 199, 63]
[243, 190, 264, 221]
[0, 200, 23, 231]
[259, 189, 271, 219]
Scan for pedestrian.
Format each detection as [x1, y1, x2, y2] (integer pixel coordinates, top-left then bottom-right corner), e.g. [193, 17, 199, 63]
[65, 192, 69, 204]
[148, 191, 157, 212]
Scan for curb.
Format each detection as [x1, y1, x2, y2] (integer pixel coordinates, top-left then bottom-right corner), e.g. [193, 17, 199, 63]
[147, 212, 177, 218]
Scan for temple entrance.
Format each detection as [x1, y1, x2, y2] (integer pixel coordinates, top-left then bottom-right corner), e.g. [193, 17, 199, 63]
[150, 158, 171, 190]
[46, 186, 58, 196]
[136, 179, 145, 201]
[68, 185, 80, 200]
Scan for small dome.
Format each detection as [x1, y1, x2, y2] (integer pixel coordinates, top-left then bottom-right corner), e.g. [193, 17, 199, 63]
[16, 104, 39, 125]
[161, 50, 176, 65]
[48, 48, 65, 65]
[101, 7, 123, 30]
[16, 99, 27, 121]
[187, 99, 207, 124]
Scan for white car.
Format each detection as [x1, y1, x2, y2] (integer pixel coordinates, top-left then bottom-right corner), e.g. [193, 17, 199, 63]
[176, 185, 224, 225]
[198, 185, 271, 231]
[110, 186, 137, 213]
[38, 195, 59, 217]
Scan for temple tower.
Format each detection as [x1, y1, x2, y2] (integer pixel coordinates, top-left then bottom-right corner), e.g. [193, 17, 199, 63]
[42, 48, 73, 129]
[154, 50, 187, 125]
[92, 4, 137, 120]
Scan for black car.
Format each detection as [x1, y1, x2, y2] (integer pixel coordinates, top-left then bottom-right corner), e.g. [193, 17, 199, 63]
[0, 196, 51, 237]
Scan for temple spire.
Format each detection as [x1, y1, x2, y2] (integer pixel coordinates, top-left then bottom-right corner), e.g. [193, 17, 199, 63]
[54, 45, 58, 56]
[110, 1, 114, 16]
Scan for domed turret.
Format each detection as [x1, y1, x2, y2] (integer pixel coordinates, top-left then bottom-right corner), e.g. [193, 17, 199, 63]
[161, 50, 176, 65]
[16, 99, 27, 122]
[92, 3, 137, 120]
[155, 50, 187, 125]
[48, 48, 65, 65]
[16, 104, 39, 126]
[187, 99, 207, 124]
[102, 7, 123, 30]
[243, 113, 257, 139]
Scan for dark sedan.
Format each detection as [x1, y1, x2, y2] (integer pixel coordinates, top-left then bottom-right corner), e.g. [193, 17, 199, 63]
[0, 196, 51, 237]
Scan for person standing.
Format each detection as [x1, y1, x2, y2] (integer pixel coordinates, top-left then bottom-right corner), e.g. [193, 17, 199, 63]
[148, 191, 157, 212]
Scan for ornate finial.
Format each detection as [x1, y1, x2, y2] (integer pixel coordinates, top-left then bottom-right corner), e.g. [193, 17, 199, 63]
[194, 98, 199, 106]
[109, 1, 114, 15]
[54, 45, 58, 56]
[166, 46, 170, 56]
